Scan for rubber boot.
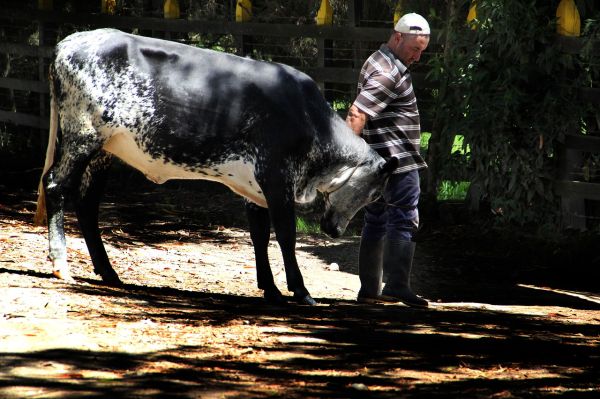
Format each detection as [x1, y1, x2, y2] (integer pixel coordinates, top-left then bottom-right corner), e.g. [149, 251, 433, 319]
[356, 238, 385, 303]
[382, 239, 428, 308]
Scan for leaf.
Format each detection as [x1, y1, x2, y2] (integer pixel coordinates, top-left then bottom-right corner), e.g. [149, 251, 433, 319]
[57, 373, 85, 379]
[508, 173, 518, 192]
[526, 187, 535, 203]
[534, 179, 545, 197]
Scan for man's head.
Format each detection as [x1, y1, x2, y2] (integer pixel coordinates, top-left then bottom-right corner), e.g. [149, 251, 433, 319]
[387, 13, 430, 66]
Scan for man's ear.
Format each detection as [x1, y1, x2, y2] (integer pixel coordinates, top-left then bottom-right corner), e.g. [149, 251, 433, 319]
[379, 157, 399, 175]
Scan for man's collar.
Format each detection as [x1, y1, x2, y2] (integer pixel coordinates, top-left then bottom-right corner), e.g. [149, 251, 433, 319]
[380, 44, 408, 74]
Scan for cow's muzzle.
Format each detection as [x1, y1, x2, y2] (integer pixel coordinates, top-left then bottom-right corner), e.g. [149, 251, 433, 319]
[320, 215, 344, 238]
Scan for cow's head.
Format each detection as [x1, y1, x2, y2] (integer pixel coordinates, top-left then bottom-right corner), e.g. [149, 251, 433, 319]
[319, 157, 399, 238]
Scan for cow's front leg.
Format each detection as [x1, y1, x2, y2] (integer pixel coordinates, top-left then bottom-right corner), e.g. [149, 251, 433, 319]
[74, 153, 121, 285]
[266, 194, 316, 306]
[245, 201, 285, 304]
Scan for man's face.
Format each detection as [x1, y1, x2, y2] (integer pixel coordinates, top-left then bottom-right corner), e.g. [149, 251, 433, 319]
[391, 33, 430, 66]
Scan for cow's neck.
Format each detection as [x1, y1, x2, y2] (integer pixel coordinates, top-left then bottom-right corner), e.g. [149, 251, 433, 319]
[295, 119, 379, 204]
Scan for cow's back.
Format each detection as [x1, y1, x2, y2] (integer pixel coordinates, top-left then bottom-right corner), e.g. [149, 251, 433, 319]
[52, 29, 347, 205]
[55, 29, 322, 151]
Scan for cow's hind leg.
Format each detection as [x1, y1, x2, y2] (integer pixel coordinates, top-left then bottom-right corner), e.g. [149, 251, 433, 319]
[245, 202, 285, 304]
[74, 152, 121, 285]
[43, 166, 71, 281]
[43, 132, 104, 281]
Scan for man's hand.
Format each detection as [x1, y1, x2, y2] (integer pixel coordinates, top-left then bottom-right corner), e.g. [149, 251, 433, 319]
[346, 105, 367, 136]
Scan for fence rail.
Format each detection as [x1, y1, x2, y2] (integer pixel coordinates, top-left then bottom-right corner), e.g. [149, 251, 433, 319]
[0, 77, 49, 94]
[0, 9, 438, 130]
[2, 7, 599, 229]
[555, 130, 600, 230]
[0, 42, 54, 58]
[555, 35, 600, 228]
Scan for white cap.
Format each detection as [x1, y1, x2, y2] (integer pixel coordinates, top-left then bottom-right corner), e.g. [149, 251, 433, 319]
[394, 13, 430, 35]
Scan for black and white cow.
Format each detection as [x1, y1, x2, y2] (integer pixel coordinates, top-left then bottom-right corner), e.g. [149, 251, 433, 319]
[35, 28, 398, 305]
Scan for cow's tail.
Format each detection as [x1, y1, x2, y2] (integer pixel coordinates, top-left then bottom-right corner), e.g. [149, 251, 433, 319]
[33, 68, 58, 226]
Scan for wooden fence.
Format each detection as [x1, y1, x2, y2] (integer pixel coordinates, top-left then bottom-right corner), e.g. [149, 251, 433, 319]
[553, 38, 600, 231]
[555, 129, 600, 230]
[1, 7, 600, 230]
[0, 8, 440, 131]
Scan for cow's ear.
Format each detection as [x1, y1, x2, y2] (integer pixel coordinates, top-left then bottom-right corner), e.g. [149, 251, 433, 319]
[379, 157, 399, 175]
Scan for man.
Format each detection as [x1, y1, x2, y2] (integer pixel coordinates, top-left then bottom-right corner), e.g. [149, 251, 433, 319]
[346, 13, 430, 308]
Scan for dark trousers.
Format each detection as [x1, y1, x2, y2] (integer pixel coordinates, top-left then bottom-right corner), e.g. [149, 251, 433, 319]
[361, 170, 420, 242]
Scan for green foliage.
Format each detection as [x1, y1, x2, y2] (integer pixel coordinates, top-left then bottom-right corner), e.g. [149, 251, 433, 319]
[420, 131, 431, 152]
[296, 216, 321, 235]
[423, 132, 470, 202]
[437, 180, 470, 201]
[421, 132, 467, 153]
[451, 134, 469, 155]
[429, 0, 596, 227]
[331, 99, 351, 113]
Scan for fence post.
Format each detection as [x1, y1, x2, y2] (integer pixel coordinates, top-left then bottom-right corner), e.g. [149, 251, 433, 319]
[37, 2, 55, 156]
[163, 0, 180, 40]
[556, 0, 581, 37]
[101, 0, 117, 14]
[557, 141, 587, 230]
[316, 0, 333, 102]
[348, 0, 362, 104]
[235, 0, 253, 57]
[38, 0, 52, 11]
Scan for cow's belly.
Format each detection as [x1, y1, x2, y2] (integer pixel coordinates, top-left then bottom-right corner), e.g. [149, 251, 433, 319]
[103, 132, 267, 207]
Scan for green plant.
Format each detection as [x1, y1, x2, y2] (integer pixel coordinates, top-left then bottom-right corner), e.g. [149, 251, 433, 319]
[332, 99, 351, 113]
[421, 131, 431, 151]
[450, 134, 469, 155]
[437, 180, 470, 201]
[429, 0, 595, 227]
[296, 216, 321, 235]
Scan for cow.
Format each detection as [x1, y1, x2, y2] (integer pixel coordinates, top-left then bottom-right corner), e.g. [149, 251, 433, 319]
[34, 28, 399, 306]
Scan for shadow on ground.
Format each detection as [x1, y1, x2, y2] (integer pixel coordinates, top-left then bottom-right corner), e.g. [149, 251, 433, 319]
[1, 276, 599, 398]
[2, 178, 600, 398]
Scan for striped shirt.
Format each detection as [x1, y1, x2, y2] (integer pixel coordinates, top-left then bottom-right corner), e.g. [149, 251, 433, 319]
[353, 44, 427, 173]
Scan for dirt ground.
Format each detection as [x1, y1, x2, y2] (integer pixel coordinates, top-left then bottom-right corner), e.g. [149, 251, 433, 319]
[1, 179, 599, 398]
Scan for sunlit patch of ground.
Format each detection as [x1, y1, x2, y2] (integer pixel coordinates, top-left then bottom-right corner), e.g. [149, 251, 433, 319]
[1, 191, 599, 398]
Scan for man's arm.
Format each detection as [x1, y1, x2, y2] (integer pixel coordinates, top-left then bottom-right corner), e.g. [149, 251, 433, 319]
[346, 104, 368, 136]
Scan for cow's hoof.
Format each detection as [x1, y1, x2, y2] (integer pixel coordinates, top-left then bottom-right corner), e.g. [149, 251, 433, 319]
[293, 293, 317, 306]
[52, 268, 75, 283]
[52, 259, 75, 283]
[96, 269, 123, 286]
[102, 276, 123, 287]
[264, 289, 287, 305]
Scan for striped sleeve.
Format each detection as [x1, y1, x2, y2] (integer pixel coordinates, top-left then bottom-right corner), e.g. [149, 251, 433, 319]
[353, 68, 399, 118]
